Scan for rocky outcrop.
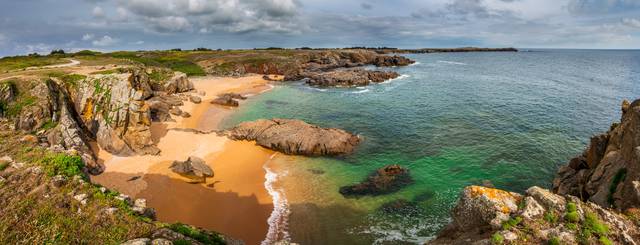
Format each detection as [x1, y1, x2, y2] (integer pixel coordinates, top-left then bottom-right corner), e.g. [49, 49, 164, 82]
[225, 119, 360, 156]
[14, 82, 57, 131]
[432, 98, 640, 244]
[305, 69, 400, 87]
[339, 165, 413, 196]
[553, 99, 640, 210]
[211, 93, 246, 107]
[373, 55, 415, 67]
[431, 185, 640, 244]
[153, 71, 194, 94]
[0, 81, 16, 117]
[170, 156, 214, 182]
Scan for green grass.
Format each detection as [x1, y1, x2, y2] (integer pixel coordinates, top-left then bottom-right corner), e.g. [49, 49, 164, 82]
[0, 55, 67, 72]
[577, 212, 610, 245]
[544, 210, 559, 224]
[39, 153, 85, 177]
[108, 51, 205, 76]
[491, 232, 504, 245]
[47, 72, 86, 88]
[5, 95, 36, 118]
[502, 216, 523, 230]
[168, 223, 226, 245]
[565, 203, 580, 223]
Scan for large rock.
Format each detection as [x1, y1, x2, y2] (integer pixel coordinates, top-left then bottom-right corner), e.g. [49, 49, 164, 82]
[553, 99, 640, 210]
[305, 69, 399, 87]
[339, 165, 413, 196]
[210, 93, 247, 107]
[373, 55, 415, 67]
[170, 156, 214, 181]
[157, 72, 194, 94]
[74, 72, 159, 156]
[225, 119, 360, 156]
[451, 186, 522, 231]
[15, 82, 57, 130]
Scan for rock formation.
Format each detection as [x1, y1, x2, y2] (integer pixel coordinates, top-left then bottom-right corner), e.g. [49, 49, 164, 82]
[225, 119, 360, 156]
[305, 69, 400, 87]
[170, 156, 214, 182]
[431, 99, 640, 244]
[553, 99, 640, 210]
[211, 93, 247, 107]
[339, 164, 413, 196]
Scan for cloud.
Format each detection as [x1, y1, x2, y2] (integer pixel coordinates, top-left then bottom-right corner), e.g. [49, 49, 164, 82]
[115, 0, 303, 33]
[622, 18, 640, 28]
[567, 0, 640, 14]
[82, 33, 95, 41]
[361, 2, 373, 10]
[92, 35, 118, 46]
[93, 6, 105, 18]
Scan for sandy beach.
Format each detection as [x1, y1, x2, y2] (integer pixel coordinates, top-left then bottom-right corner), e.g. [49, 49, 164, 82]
[91, 75, 280, 245]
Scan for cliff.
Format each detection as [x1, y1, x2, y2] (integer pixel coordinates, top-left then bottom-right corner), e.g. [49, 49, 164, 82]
[431, 99, 640, 244]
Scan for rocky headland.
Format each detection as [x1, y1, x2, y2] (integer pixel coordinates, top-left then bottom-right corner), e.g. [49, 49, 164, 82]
[430, 99, 640, 244]
[224, 118, 361, 156]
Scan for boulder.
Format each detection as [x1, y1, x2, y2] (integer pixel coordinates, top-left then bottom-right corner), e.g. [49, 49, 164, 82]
[121, 238, 150, 245]
[451, 186, 522, 231]
[211, 93, 246, 107]
[339, 165, 412, 196]
[159, 72, 194, 94]
[170, 156, 214, 181]
[373, 55, 415, 67]
[225, 119, 360, 156]
[189, 95, 202, 104]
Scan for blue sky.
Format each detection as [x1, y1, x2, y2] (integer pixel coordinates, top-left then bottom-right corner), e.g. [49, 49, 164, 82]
[0, 0, 639, 56]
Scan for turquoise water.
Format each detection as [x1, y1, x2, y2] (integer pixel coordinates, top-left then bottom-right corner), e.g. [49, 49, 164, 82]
[222, 50, 640, 244]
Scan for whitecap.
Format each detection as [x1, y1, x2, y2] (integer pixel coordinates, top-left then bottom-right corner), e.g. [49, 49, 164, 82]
[409, 61, 421, 66]
[437, 60, 467, 65]
[350, 88, 370, 94]
[261, 154, 291, 245]
[381, 74, 410, 84]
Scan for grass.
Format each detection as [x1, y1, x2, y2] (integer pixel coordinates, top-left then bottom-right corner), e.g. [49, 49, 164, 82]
[548, 236, 561, 245]
[168, 223, 226, 245]
[0, 162, 8, 171]
[108, 51, 205, 76]
[491, 232, 504, 245]
[502, 216, 523, 230]
[0, 55, 67, 73]
[565, 202, 580, 223]
[577, 212, 610, 245]
[39, 153, 85, 177]
[47, 72, 86, 88]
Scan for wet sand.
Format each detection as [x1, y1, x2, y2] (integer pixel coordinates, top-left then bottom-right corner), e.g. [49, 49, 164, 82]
[91, 75, 280, 245]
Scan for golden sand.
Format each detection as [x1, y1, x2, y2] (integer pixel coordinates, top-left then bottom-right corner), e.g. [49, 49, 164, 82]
[91, 75, 278, 244]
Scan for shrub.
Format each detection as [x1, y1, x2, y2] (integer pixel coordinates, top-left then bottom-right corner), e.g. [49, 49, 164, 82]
[566, 223, 578, 231]
[565, 211, 580, 223]
[584, 212, 608, 236]
[50, 49, 65, 55]
[502, 216, 523, 230]
[567, 202, 577, 213]
[173, 240, 192, 245]
[491, 232, 504, 245]
[548, 236, 561, 245]
[40, 153, 85, 177]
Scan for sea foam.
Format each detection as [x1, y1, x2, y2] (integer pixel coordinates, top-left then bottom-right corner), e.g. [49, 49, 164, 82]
[437, 60, 467, 65]
[261, 154, 291, 245]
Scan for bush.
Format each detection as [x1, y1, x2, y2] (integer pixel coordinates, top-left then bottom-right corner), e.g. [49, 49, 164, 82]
[566, 223, 578, 231]
[567, 202, 577, 213]
[173, 240, 191, 245]
[565, 211, 580, 223]
[50, 49, 65, 55]
[491, 232, 504, 245]
[548, 236, 561, 245]
[584, 212, 609, 236]
[40, 153, 85, 177]
[544, 211, 558, 224]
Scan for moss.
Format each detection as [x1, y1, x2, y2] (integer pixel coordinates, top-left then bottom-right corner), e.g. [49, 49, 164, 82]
[567, 202, 577, 213]
[40, 120, 57, 130]
[39, 153, 85, 177]
[566, 223, 578, 231]
[0, 162, 8, 171]
[174, 240, 192, 245]
[599, 236, 613, 245]
[491, 232, 504, 245]
[608, 168, 627, 206]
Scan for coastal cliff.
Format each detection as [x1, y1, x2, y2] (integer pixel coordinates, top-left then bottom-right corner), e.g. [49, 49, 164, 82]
[430, 99, 640, 244]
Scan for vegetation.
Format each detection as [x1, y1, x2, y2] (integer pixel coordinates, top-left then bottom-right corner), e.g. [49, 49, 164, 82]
[491, 232, 504, 245]
[544, 210, 559, 224]
[608, 168, 627, 205]
[502, 216, 523, 230]
[108, 51, 205, 76]
[39, 153, 85, 177]
[0, 55, 67, 72]
[0, 162, 8, 171]
[168, 223, 226, 245]
[50, 49, 65, 55]
[548, 236, 561, 245]
[565, 202, 580, 223]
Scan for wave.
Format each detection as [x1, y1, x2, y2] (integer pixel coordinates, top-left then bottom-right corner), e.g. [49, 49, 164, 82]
[381, 74, 410, 84]
[261, 154, 291, 245]
[409, 61, 421, 66]
[350, 88, 370, 94]
[437, 60, 467, 65]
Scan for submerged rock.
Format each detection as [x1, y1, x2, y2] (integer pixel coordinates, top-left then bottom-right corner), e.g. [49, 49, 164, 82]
[225, 118, 360, 156]
[170, 156, 214, 182]
[339, 165, 412, 196]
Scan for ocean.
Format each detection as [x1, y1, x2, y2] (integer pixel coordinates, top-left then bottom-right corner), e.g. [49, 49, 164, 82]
[221, 49, 640, 244]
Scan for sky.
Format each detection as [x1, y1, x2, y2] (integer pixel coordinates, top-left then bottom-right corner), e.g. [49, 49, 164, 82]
[0, 0, 639, 56]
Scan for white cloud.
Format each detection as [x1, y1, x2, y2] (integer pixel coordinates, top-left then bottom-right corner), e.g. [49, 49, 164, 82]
[82, 33, 95, 41]
[92, 35, 118, 46]
[93, 6, 105, 18]
[622, 18, 640, 28]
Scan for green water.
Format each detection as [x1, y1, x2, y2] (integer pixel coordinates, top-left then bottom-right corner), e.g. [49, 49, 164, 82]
[222, 50, 640, 244]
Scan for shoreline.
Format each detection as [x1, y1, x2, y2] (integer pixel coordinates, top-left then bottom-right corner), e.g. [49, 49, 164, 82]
[91, 74, 281, 245]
